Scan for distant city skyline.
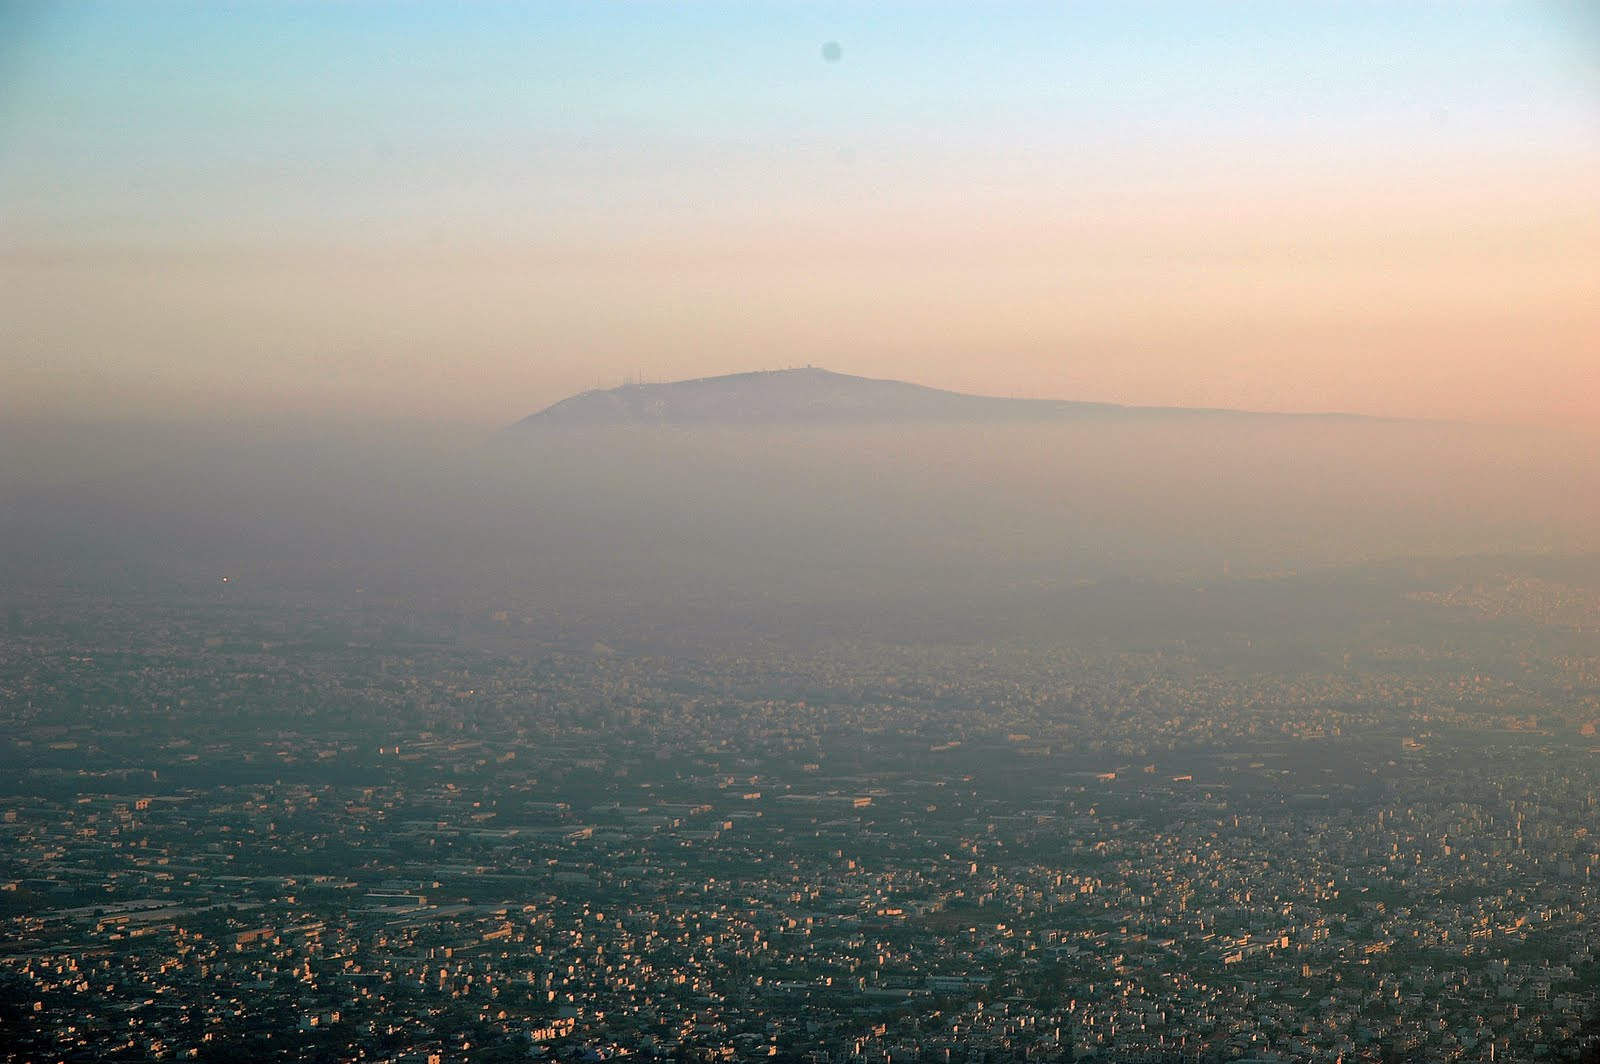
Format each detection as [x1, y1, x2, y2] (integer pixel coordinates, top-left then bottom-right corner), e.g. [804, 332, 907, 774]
[3, 2, 1598, 429]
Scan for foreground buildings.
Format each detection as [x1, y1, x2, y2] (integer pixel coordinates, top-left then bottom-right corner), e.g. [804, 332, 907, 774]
[3, 577, 1599, 1062]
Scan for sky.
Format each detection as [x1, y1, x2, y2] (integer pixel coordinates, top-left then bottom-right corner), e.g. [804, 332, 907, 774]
[2, 1, 1598, 429]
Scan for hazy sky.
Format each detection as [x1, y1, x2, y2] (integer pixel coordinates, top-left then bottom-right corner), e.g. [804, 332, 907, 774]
[3, 2, 1598, 428]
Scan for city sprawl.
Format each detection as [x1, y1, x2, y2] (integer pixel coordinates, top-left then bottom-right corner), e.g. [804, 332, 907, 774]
[4, 563, 1600, 1063]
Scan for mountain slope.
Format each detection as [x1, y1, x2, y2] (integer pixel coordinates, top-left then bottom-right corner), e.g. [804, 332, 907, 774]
[510, 368, 1359, 428]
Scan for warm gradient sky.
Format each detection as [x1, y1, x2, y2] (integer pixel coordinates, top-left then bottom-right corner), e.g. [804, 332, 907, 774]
[2, 2, 1598, 428]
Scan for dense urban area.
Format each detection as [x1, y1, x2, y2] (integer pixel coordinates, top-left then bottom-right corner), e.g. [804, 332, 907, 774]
[5, 562, 1600, 1064]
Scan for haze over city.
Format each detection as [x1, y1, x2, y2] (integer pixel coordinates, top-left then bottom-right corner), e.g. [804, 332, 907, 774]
[6, 5, 1600, 1064]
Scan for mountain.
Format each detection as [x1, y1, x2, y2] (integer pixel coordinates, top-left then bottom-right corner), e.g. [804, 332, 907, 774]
[510, 368, 1370, 428]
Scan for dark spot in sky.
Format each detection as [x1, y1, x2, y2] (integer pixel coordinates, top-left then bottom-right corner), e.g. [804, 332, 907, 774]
[821, 41, 842, 63]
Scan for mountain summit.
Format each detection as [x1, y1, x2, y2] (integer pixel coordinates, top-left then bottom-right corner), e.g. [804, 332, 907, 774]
[510, 368, 1354, 429]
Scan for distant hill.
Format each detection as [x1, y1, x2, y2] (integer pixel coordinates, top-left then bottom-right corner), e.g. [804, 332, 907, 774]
[509, 368, 1373, 428]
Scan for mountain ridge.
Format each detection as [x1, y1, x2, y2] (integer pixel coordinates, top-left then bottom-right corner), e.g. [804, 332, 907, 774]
[509, 367, 1387, 429]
